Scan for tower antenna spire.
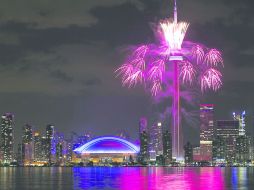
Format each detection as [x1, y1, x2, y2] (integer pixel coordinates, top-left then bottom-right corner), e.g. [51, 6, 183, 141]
[174, 0, 177, 23]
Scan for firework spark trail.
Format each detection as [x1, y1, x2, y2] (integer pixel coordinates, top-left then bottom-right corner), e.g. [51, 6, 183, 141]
[191, 45, 205, 64]
[179, 60, 196, 84]
[160, 20, 189, 50]
[130, 58, 146, 70]
[151, 80, 162, 96]
[205, 49, 224, 67]
[148, 59, 166, 82]
[201, 68, 222, 92]
[115, 17, 223, 96]
[115, 64, 133, 79]
[123, 69, 143, 88]
[133, 45, 148, 58]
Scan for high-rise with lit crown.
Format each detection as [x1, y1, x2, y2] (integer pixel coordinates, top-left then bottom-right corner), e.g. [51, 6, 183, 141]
[233, 111, 246, 136]
[1, 113, 14, 164]
[200, 104, 214, 161]
[34, 132, 41, 162]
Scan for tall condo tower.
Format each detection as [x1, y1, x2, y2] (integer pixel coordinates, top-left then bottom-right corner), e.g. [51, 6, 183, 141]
[1, 113, 14, 164]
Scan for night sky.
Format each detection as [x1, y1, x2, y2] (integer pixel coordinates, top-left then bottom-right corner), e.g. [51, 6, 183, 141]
[0, 0, 253, 146]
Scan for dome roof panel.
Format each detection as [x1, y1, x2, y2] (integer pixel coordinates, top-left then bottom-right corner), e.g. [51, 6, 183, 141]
[74, 136, 140, 154]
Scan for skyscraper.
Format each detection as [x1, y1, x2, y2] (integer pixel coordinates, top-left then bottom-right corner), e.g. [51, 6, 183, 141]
[216, 120, 239, 163]
[212, 136, 226, 164]
[17, 143, 23, 165]
[236, 135, 250, 163]
[40, 136, 48, 162]
[200, 104, 214, 161]
[55, 132, 65, 165]
[233, 111, 246, 136]
[34, 132, 41, 162]
[139, 117, 149, 163]
[46, 124, 55, 164]
[56, 142, 63, 165]
[184, 142, 193, 164]
[1, 113, 14, 164]
[163, 130, 172, 164]
[193, 146, 201, 162]
[22, 124, 33, 165]
[66, 140, 73, 163]
[22, 124, 33, 143]
[150, 122, 163, 157]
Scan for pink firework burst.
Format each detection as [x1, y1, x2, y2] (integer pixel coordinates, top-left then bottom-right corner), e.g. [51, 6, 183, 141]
[191, 45, 205, 64]
[130, 58, 146, 70]
[115, 12, 223, 96]
[179, 60, 196, 84]
[148, 59, 166, 82]
[205, 49, 224, 67]
[151, 80, 162, 96]
[123, 69, 144, 88]
[201, 68, 222, 92]
[133, 45, 148, 58]
[115, 64, 143, 87]
[115, 19, 223, 95]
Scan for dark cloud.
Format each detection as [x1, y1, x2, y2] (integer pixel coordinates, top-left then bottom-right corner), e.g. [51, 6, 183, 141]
[50, 70, 73, 82]
[88, 3, 153, 46]
[0, 44, 23, 65]
[83, 77, 102, 86]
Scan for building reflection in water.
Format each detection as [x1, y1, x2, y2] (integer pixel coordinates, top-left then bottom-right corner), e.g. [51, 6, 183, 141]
[231, 167, 247, 189]
[120, 167, 225, 190]
[0, 167, 251, 190]
[0, 167, 73, 189]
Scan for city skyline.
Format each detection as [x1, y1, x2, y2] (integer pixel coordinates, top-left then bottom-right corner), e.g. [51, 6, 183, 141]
[0, 104, 251, 166]
[0, 106, 251, 156]
[0, 105, 253, 149]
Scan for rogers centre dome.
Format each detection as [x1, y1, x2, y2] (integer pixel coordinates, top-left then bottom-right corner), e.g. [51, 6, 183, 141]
[73, 136, 140, 164]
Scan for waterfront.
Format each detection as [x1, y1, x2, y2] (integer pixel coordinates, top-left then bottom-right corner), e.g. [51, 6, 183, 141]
[0, 167, 253, 190]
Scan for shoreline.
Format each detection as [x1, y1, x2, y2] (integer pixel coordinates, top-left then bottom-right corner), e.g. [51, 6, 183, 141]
[0, 165, 253, 168]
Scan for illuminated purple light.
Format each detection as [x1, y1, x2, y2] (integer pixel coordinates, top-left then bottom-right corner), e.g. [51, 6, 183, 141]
[77, 150, 138, 154]
[191, 44, 205, 64]
[74, 136, 140, 154]
[115, 34, 224, 95]
[115, 0, 224, 160]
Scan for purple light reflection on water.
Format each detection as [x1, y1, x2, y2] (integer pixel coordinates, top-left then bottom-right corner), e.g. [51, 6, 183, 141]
[120, 167, 225, 190]
[73, 167, 226, 190]
[0, 167, 252, 189]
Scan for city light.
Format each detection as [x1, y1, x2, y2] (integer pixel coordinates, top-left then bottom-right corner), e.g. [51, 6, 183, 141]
[74, 136, 140, 154]
[115, 0, 224, 160]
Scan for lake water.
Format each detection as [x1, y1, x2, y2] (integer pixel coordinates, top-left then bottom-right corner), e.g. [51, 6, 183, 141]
[0, 167, 252, 189]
